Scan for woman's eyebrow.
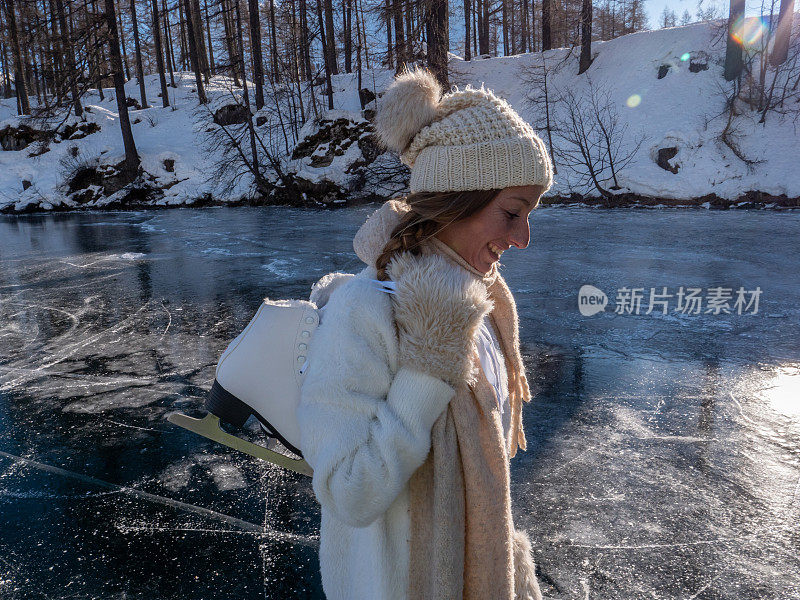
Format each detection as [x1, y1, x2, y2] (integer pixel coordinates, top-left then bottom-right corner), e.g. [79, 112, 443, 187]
[510, 196, 535, 207]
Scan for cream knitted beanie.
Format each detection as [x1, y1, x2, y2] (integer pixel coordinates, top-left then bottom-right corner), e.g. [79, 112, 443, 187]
[374, 65, 554, 194]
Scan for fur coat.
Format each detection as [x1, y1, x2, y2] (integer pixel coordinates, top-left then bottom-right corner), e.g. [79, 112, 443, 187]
[297, 203, 542, 600]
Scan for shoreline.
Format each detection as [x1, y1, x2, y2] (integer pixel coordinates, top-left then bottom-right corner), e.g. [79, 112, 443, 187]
[2, 191, 799, 216]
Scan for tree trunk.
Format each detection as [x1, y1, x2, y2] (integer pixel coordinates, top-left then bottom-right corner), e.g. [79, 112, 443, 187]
[4, 0, 30, 114]
[357, 0, 369, 68]
[473, 0, 478, 56]
[45, 0, 64, 104]
[425, 0, 449, 87]
[190, 0, 209, 79]
[323, 0, 338, 74]
[117, 1, 131, 79]
[502, 0, 508, 55]
[247, 0, 264, 109]
[222, 0, 240, 84]
[162, 0, 176, 86]
[289, 0, 306, 121]
[385, 0, 393, 68]
[299, 0, 313, 79]
[88, 0, 105, 98]
[234, 0, 262, 189]
[405, 0, 412, 57]
[203, 0, 215, 72]
[520, 0, 527, 52]
[105, 0, 140, 179]
[184, 0, 207, 101]
[542, 0, 552, 50]
[510, 0, 516, 55]
[724, 0, 745, 80]
[1, 35, 13, 98]
[770, 0, 795, 66]
[464, 0, 471, 59]
[315, 0, 334, 108]
[129, 0, 148, 107]
[55, 0, 83, 115]
[356, 0, 363, 107]
[343, 0, 351, 72]
[578, 0, 592, 73]
[480, 0, 489, 54]
[177, 0, 188, 69]
[269, 0, 279, 82]
[32, 8, 45, 101]
[393, 0, 405, 70]
[152, 0, 170, 106]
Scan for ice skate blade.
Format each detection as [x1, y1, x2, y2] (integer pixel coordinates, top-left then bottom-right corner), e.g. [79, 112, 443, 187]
[168, 412, 313, 477]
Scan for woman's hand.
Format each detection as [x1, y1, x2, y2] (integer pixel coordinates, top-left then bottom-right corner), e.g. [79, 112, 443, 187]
[387, 252, 494, 388]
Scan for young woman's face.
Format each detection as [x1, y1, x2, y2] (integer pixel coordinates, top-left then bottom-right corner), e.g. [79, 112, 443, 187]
[434, 185, 544, 274]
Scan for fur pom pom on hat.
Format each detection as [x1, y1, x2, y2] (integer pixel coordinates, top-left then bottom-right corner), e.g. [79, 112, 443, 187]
[374, 65, 443, 156]
[373, 66, 554, 195]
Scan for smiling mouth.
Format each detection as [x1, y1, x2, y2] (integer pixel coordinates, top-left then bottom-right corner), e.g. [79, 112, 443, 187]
[488, 243, 504, 260]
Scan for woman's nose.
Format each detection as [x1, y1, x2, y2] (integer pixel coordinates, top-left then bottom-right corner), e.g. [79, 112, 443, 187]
[509, 220, 531, 249]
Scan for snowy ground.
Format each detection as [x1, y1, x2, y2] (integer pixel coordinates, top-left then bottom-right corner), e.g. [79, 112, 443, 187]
[1, 206, 798, 598]
[1, 18, 799, 213]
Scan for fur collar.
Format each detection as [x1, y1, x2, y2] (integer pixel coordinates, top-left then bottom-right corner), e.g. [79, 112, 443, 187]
[352, 199, 411, 268]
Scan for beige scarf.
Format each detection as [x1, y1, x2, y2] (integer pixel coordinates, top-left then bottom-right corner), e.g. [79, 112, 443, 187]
[407, 235, 532, 599]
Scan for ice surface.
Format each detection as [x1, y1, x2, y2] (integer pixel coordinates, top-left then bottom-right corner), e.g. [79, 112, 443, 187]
[1, 206, 799, 599]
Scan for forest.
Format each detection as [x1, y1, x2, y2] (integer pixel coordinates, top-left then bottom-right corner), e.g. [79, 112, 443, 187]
[0, 0, 798, 210]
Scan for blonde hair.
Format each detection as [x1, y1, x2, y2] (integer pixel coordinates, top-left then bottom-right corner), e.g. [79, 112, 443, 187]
[374, 189, 502, 281]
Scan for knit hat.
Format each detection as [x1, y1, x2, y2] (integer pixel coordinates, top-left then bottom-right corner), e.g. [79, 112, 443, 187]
[374, 65, 554, 194]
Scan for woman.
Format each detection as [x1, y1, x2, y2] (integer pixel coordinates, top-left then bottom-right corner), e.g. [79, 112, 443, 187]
[297, 66, 554, 600]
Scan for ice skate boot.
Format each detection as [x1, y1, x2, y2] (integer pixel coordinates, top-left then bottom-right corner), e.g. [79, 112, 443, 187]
[168, 299, 319, 477]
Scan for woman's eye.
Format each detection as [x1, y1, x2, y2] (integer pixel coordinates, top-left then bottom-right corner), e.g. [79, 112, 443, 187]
[506, 211, 520, 220]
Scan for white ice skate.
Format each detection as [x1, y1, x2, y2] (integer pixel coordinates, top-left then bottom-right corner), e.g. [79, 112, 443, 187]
[167, 279, 396, 476]
[168, 298, 321, 477]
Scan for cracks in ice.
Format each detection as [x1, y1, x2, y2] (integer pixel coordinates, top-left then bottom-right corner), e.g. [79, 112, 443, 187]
[159, 300, 172, 340]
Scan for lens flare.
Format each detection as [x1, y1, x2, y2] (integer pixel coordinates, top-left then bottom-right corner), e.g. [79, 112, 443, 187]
[680, 52, 691, 61]
[730, 16, 768, 47]
[626, 94, 642, 108]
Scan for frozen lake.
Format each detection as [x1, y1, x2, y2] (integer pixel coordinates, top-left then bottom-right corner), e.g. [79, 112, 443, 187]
[1, 206, 799, 599]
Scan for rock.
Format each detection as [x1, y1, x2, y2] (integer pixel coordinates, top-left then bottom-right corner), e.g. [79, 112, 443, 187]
[657, 65, 670, 79]
[282, 110, 402, 205]
[0, 124, 44, 151]
[163, 158, 175, 172]
[689, 52, 709, 73]
[214, 104, 250, 126]
[60, 122, 100, 141]
[67, 166, 103, 193]
[359, 88, 376, 107]
[656, 147, 679, 173]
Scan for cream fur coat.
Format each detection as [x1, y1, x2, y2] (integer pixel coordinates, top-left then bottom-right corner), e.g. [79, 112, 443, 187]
[297, 203, 541, 600]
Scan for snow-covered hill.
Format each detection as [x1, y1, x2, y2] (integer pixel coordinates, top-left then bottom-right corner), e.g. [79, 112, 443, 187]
[1, 18, 798, 213]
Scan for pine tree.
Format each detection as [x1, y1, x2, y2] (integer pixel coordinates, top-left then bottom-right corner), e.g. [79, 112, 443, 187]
[248, 0, 264, 108]
[579, 0, 593, 73]
[105, 0, 140, 180]
[151, 0, 170, 106]
[724, 0, 745, 80]
[3, 0, 30, 114]
[770, 0, 795, 66]
[129, 0, 148, 107]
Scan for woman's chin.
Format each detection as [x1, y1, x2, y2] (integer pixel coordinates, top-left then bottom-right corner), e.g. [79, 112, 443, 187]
[476, 258, 495, 274]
